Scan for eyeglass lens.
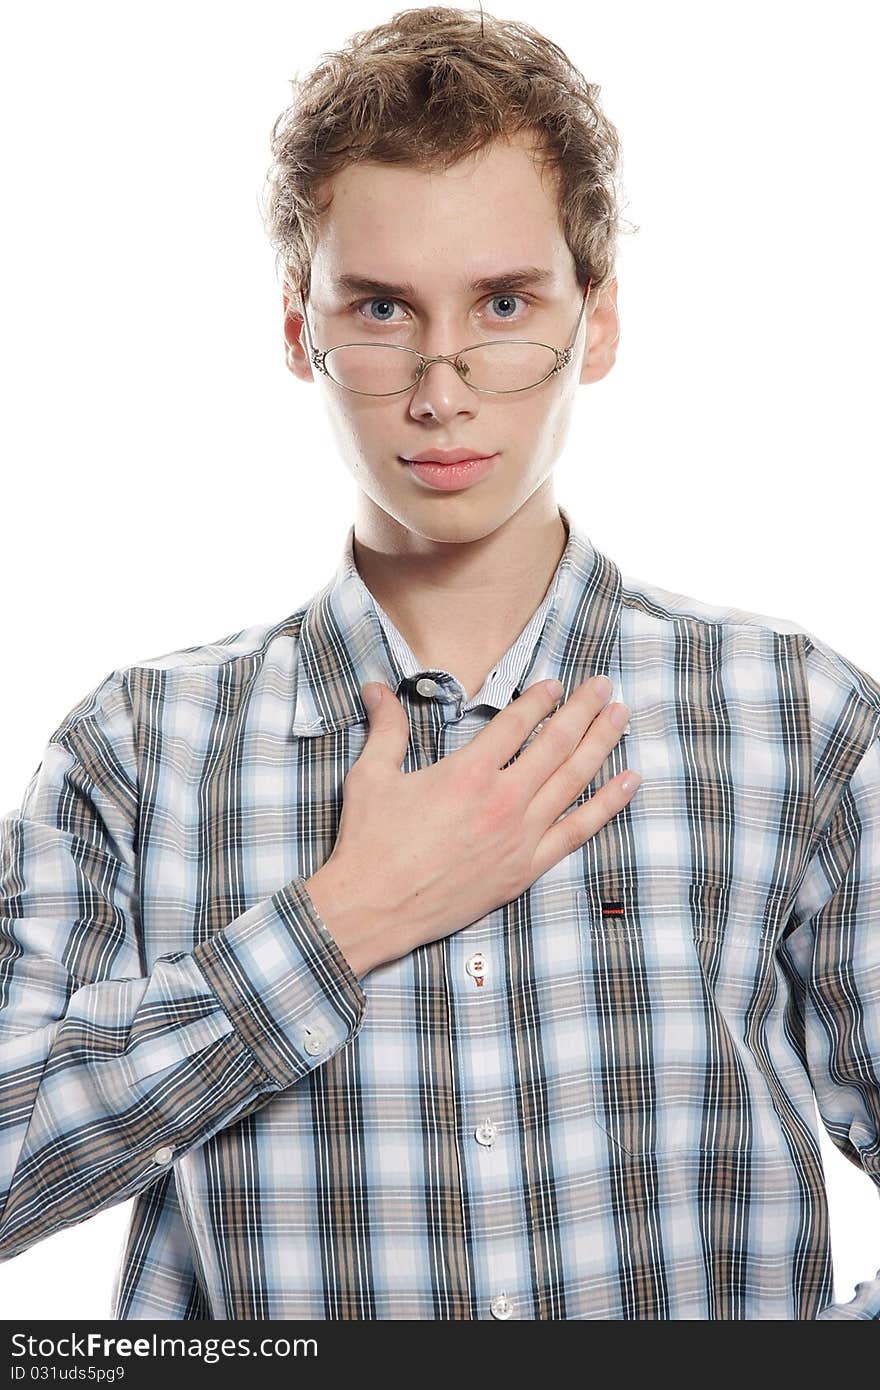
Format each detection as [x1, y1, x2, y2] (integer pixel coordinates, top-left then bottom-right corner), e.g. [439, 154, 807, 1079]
[321, 341, 560, 394]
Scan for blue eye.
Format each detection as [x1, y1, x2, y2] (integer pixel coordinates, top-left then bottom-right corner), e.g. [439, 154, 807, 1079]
[366, 298, 398, 321]
[489, 294, 521, 318]
[353, 292, 529, 328]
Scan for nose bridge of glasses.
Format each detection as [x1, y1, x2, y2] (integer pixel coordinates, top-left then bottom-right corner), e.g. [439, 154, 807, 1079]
[408, 349, 475, 387]
[405, 347, 481, 391]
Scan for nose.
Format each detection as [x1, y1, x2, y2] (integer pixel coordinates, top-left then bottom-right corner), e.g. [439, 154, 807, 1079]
[407, 354, 478, 423]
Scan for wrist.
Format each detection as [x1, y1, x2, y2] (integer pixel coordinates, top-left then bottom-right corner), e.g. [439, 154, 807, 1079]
[304, 863, 394, 980]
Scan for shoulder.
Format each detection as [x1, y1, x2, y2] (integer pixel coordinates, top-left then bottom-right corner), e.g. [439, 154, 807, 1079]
[620, 566, 880, 712]
[619, 568, 880, 837]
[125, 610, 308, 673]
[49, 608, 311, 749]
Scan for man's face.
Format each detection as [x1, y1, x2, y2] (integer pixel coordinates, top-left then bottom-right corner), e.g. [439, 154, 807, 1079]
[284, 131, 618, 544]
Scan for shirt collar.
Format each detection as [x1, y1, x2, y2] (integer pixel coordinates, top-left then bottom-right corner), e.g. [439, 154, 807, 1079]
[370, 558, 558, 713]
[290, 503, 623, 736]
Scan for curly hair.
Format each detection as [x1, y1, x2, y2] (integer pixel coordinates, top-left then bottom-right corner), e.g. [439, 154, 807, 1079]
[259, 6, 634, 308]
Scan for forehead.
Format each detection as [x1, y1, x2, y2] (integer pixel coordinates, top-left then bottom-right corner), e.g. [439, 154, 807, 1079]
[309, 134, 574, 294]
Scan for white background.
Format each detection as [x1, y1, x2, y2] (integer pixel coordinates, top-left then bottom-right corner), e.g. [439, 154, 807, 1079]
[1, 0, 877, 1318]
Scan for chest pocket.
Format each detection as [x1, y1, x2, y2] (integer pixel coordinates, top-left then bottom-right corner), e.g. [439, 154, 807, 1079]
[575, 882, 787, 1158]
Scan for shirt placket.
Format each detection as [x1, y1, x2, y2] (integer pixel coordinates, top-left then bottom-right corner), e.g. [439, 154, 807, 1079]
[412, 675, 532, 1320]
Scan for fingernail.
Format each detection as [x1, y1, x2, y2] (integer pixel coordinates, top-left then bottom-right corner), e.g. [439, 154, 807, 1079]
[621, 771, 642, 793]
[592, 674, 612, 698]
[608, 702, 630, 729]
[362, 683, 382, 710]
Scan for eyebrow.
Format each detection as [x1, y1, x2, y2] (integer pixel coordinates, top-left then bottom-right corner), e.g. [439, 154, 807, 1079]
[331, 267, 556, 299]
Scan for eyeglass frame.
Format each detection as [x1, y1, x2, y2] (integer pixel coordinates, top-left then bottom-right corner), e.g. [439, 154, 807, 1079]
[296, 276, 593, 397]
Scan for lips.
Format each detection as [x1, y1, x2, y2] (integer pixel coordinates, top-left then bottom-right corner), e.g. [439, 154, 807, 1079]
[402, 453, 499, 492]
[403, 448, 495, 465]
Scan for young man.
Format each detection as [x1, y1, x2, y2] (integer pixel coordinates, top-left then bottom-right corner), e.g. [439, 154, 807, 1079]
[1, 7, 879, 1321]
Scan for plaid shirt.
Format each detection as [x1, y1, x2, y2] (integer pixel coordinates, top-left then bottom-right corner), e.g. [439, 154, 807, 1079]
[1, 504, 879, 1320]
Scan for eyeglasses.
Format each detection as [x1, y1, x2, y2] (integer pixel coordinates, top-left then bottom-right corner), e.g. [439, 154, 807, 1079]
[297, 278, 592, 397]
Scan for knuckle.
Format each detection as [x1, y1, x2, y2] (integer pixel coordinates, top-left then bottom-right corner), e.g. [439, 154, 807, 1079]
[475, 780, 520, 835]
[454, 757, 493, 801]
[525, 709, 564, 753]
[562, 812, 584, 856]
[520, 687, 561, 728]
[345, 758, 378, 791]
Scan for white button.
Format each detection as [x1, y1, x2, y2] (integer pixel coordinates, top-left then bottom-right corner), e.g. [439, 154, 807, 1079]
[153, 1146, 174, 1165]
[303, 1027, 327, 1057]
[490, 1292, 513, 1319]
[475, 1121, 496, 1147]
[465, 951, 487, 984]
[415, 677, 439, 697]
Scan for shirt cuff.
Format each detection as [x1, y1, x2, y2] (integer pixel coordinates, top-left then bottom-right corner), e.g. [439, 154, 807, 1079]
[190, 874, 368, 1088]
[815, 1274, 880, 1319]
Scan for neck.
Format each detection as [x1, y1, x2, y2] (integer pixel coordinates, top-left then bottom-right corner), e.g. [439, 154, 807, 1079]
[351, 487, 568, 697]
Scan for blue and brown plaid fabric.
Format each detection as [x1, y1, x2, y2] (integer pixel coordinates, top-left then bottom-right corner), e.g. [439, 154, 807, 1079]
[2, 503, 879, 1319]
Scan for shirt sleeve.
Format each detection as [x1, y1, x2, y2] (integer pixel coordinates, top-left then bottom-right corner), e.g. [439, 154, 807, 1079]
[110, 1165, 210, 1319]
[0, 671, 367, 1265]
[778, 730, 880, 1319]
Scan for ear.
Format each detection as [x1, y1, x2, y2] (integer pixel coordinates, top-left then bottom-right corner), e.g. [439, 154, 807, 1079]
[578, 277, 619, 386]
[282, 287, 314, 383]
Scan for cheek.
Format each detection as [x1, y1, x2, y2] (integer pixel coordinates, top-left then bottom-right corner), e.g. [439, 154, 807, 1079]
[320, 399, 382, 462]
[511, 392, 572, 462]
[540, 385, 578, 449]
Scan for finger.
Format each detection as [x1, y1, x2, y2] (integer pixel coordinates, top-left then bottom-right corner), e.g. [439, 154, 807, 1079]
[528, 769, 642, 882]
[356, 682, 411, 771]
[468, 677, 568, 770]
[504, 674, 616, 798]
[527, 699, 631, 829]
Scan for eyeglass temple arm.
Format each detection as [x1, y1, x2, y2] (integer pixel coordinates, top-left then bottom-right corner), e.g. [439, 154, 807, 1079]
[567, 277, 593, 350]
[297, 290, 315, 358]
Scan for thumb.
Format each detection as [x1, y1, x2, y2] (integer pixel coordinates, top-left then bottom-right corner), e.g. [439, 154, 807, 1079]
[359, 682, 411, 765]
